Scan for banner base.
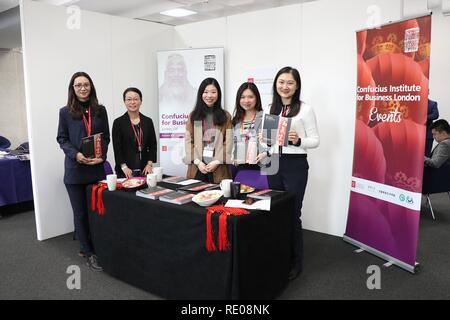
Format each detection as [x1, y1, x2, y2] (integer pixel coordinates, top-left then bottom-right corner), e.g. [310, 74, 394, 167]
[343, 236, 420, 274]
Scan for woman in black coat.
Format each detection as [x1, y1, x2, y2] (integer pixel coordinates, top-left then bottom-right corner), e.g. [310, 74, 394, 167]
[57, 71, 110, 272]
[112, 87, 157, 178]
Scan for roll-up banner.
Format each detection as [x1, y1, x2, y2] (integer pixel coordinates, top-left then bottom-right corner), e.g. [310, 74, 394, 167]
[344, 16, 432, 273]
[157, 48, 225, 177]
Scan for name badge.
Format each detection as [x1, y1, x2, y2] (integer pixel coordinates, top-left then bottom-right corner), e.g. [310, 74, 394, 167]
[203, 148, 214, 159]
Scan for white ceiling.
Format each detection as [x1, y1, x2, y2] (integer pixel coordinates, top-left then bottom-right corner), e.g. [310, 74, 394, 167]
[0, 0, 18, 12]
[0, 0, 316, 49]
[0, 4, 20, 49]
[32, 0, 316, 25]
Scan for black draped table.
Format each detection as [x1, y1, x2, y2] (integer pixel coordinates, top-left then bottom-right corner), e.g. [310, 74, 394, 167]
[87, 184, 295, 299]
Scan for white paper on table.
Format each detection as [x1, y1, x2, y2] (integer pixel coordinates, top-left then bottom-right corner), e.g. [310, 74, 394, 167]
[225, 199, 271, 211]
[100, 178, 126, 184]
[177, 179, 201, 186]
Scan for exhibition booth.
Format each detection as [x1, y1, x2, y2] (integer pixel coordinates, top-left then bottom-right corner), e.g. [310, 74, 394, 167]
[13, 0, 450, 297]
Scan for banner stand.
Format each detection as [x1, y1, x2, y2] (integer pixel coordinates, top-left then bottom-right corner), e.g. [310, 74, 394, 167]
[343, 236, 420, 274]
[157, 47, 225, 177]
[344, 15, 431, 273]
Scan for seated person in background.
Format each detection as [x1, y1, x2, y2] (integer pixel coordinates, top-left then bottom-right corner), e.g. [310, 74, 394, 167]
[425, 98, 439, 157]
[424, 119, 450, 169]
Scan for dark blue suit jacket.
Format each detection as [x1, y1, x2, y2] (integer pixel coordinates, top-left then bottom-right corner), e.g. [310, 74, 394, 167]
[57, 105, 110, 184]
[426, 99, 439, 139]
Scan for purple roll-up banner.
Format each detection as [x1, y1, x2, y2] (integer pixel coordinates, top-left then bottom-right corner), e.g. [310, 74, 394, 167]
[344, 16, 432, 273]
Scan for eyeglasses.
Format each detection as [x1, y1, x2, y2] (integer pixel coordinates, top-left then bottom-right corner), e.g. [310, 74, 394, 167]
[125, 98, 141, 102]
[73, 83, 91, 90]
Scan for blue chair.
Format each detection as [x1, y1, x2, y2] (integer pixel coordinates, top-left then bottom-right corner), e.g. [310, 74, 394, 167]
[422, 161, 450, 220]
[0, 136, 11, 149]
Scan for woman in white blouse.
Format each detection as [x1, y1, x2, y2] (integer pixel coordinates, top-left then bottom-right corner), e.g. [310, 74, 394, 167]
[265, 66, 319, 280]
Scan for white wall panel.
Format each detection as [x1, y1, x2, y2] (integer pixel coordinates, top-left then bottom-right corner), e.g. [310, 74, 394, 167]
[21, 0, 173, 240]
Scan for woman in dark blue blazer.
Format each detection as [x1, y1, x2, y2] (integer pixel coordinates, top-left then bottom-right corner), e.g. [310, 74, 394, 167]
[57, 72, 110, 272]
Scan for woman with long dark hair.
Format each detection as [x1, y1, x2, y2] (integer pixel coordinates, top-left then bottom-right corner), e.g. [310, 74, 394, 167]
[266, 67, 319, 280]
[184, 78, 232, 183]
[57, 71, 110, 272]
[231, 82, 269, 186]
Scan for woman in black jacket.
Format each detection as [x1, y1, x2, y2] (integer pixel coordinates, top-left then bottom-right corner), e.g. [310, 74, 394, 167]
[112, 87, 157, 178]
[57, 71, 110, 272]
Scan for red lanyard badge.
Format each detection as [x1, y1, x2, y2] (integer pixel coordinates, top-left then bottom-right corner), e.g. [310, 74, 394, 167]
[240, 112, 256, 141]
[130, 116, 143, 154]
[203, 119, 215, 145]
[282, 105, 290, 117]
[82, 107, 92, 137]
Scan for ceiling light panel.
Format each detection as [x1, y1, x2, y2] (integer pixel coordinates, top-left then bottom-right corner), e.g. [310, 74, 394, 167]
[160, 8, 198, 17]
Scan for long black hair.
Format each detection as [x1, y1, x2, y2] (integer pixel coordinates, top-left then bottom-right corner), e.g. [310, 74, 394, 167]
[232, 82, 263, 126]
[190, 78, 226, 126]
[67, 71, 100, 119]
[270, 66, 302, 117]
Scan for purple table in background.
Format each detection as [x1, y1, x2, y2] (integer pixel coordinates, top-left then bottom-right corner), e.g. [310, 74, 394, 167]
[0, 157, 33, 207]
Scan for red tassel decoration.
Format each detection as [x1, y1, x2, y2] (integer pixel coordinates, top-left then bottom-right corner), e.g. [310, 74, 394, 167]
[218, 212, 230, 251]
[97, 185, 107, 216]
[205, 205, 249, 252]
[91, 183, 110, 216]
[91, 184, 99, 212]
[206, 208, 217, 252]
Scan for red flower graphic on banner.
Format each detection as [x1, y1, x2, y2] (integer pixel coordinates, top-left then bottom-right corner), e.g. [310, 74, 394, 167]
[418, 59, 430, 79]
[356, 55, 376, 125]
[352, 120, 386, 183]
[357, 31, 367, 56]
[367, 53, 428, 125]
[363, 19, 419, 60]
[372, 119, 424, 192]
[415, 15, 431, 74]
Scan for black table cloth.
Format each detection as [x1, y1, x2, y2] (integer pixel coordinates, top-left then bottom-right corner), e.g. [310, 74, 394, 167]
[87, 185, 295, 299]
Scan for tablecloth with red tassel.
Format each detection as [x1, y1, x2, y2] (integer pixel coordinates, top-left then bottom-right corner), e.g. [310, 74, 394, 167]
[206, 204, 249, 252]
[91, 182, 123, 216]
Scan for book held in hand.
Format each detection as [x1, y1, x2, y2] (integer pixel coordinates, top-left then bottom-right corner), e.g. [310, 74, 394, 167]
[276, 116, 292, 147]
[247, 189, 285, 200]
[81, 133, 105, 159]
[159, 191, 194, 205]
[246, 141, 258, 164]
[234, 139, 258, 164]
[136, 186, 174, 200]
[262, 114, 292, 147]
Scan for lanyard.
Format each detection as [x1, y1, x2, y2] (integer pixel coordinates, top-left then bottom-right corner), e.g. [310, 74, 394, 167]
[240, 112, 256, 142]
[82, 107, 92, 137]
[130, 116, 143, 156]
[282, 105, 290, 117]
[203, 119, 215, 145]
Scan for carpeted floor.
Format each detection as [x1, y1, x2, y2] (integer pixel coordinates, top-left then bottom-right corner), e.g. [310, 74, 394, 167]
[0, 194, 449, 300]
